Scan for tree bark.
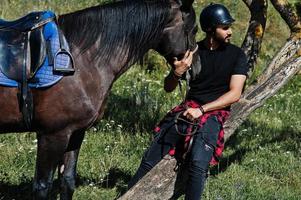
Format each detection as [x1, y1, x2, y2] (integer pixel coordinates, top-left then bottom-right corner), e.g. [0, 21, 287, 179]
[270, 0, 301, 36]
[118, 156, 177, 200]
[118, 1, 301, 199]
[241, 0, 268, 77]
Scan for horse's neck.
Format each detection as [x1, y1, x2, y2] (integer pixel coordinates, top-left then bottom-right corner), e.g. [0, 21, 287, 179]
[64, 30, 155, 80]
[71, 43, 143, 83]
[98, 41, 153, 80]
[59, 2, 167, 79]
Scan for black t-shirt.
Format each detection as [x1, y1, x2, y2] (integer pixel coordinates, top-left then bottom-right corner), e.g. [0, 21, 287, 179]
[186, 41, 248, 106]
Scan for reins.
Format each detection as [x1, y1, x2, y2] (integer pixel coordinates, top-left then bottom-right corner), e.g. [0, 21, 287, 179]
[173, 44, 200, 166]
[174, 110, 200, 137]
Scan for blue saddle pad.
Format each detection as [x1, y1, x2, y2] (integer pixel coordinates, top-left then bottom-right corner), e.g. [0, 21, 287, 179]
[0, 11, 71, 88]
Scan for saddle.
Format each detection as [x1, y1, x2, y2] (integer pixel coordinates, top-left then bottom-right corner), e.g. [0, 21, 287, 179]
[0, 11, 74, 81]
[0, 11, 74, 129]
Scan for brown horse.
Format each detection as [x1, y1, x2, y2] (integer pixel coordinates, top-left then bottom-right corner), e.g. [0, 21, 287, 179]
[0, 0, 198, 199]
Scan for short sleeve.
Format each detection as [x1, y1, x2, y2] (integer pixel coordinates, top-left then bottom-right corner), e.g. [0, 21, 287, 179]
[232, 49, 248, 76]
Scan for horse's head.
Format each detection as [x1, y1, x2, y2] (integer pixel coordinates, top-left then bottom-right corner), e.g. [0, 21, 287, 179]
[156, 0, 198, 65]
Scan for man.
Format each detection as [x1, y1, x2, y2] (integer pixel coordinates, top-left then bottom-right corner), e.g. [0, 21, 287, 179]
[128, 3, 248, 200]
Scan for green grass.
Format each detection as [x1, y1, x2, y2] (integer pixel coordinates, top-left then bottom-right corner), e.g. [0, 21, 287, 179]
[0, 0, 300, 199]
[0, 71, 300, 200]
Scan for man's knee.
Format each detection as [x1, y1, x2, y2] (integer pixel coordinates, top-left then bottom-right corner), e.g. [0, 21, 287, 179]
[188, 159, 209, 177]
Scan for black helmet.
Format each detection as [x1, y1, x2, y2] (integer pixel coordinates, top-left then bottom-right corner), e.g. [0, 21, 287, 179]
[200, 3, 235, 32]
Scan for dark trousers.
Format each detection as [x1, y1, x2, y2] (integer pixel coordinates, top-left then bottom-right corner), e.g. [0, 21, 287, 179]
[128, 116, 221, 200]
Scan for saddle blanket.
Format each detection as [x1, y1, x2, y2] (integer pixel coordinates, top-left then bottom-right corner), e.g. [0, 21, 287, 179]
[0, 11, 70, 88]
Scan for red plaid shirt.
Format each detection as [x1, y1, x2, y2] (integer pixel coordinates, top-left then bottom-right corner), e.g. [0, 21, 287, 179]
[154, 100, 230, 166]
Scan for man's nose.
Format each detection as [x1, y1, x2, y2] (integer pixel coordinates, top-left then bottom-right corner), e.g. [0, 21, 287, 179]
[228, 28, 232, 35]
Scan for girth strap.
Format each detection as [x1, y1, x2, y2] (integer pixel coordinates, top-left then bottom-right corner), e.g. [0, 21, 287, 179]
[18, 61, 33, 130]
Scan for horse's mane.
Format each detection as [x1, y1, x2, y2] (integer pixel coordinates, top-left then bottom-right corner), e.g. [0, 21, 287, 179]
[58, 0, 170, 65]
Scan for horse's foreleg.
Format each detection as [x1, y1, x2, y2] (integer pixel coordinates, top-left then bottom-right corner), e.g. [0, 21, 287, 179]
[58, 130, 85, 200]
[33, 131, 71, 200]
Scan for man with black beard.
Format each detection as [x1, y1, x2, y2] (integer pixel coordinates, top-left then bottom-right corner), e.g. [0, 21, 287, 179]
[129, 4, 248, 200]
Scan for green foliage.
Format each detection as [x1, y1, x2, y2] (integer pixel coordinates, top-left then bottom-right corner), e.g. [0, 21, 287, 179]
[100, 66, 183, 132]
[0, 0, 300, 199]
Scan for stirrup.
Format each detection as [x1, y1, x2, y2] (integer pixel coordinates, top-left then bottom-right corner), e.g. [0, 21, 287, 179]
[53, 48, 75, 74]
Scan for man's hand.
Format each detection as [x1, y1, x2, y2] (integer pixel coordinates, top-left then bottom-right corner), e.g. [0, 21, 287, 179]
[173, 50, 194, 77]
[164, 46, 198, 92]
[183, 107, 203, 121]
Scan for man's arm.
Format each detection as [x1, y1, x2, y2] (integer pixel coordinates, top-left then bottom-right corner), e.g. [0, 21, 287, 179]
[164, 51, 194, 92]
[184, 75, 246, 120]
[202, 74, 246, 112]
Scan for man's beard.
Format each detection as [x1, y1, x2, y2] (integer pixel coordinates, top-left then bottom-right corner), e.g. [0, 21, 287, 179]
[214, 34, 231, 44]
[224, 35, 231, 43]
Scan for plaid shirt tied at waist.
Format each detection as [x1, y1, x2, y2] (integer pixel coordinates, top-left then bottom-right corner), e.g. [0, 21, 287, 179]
[154, 100, 230, 166]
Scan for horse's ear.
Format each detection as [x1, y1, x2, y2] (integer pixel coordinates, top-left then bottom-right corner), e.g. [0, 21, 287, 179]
[179, 0, 194, 12]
